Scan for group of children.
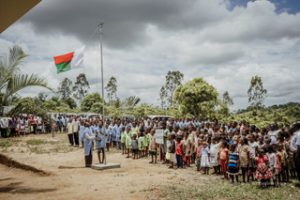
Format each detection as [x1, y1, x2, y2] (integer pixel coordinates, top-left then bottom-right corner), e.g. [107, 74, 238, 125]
[116, 120, 300, 187]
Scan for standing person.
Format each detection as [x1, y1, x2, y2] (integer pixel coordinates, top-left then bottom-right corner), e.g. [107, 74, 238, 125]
[125, 126, 132, 158]
[138, 132, 144, 158]
[201, 142, 210, 175]
[83, 122, 95, 167]
[210, 138, 219, 174]
[168, 134, 176, 169]
[120, 126, 126, 154]
[67, 118, 74, 146]
[132, 134, 139, 159]
[195, 139, 203, 172]
[96, 122, 106, 164]
[176, 136, 183, 169]
[73, 117, 80, 146]
[228, 144, 240, 183]
[149, 129, 158, 164]
[79, 120, 85, 148]
[290, 123, 300, 185]
[237, 137, 250, 182]
[219, 141, 229, 179]
[256, 148, 273, 187]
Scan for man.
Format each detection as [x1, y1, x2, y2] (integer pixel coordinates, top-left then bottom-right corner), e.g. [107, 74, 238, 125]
[83, 122, 95, 167]
[67, 118, 74, 146]
[73, 117, 80, 146]
[290, 123, 300, 185]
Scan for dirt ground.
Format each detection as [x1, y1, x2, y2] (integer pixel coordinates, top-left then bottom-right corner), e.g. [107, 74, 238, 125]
[0, 134, 214, 200]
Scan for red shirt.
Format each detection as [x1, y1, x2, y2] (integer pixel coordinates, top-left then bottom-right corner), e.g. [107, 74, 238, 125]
[176, 141, 183, 155]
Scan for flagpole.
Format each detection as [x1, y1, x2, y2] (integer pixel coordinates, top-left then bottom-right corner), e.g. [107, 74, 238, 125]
[98, 23, 105, 119]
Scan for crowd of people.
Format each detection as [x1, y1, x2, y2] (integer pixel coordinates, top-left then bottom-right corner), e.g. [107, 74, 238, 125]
[1, 114, 300, 187]
[77, 118, 300, 187]
[0, 115, 52, 137]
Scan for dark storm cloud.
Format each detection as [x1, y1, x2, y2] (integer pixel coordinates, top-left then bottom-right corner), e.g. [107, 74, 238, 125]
[22, 0, 224, 49]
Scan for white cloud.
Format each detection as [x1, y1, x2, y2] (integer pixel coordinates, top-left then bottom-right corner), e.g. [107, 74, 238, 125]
[0, 0, 300, 111]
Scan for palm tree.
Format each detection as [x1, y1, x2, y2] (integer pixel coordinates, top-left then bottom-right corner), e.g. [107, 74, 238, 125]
[0, 45, 51, 108]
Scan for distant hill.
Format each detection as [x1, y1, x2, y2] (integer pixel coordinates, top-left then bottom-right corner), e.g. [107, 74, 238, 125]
[229, 102, 300, 128]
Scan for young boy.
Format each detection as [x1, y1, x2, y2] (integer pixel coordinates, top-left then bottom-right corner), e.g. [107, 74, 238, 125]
[138, 132, 144, 158]
[149, 129, 158, 164]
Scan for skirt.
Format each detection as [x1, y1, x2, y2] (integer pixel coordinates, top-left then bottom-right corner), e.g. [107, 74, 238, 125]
[201, 155, 210, 167]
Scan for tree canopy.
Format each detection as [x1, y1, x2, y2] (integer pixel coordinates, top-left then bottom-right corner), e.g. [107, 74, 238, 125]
[174, 78, 218, 118]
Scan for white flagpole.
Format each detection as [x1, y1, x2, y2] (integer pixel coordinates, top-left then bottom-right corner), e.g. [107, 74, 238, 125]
[98, 23, 105, 119]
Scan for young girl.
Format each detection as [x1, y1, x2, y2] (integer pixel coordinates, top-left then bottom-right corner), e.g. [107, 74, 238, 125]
[132, 134, 139, 159]
[228, 144, 240, 183]
[201, 142, 210, 174]
[219, 141, 229, 179]
[210, 138, 219, 174]
[176, 136, 183, 169]
[195, 139, 203, 171]
[256, 148, 273, 187]
[125, 126, 132, 158]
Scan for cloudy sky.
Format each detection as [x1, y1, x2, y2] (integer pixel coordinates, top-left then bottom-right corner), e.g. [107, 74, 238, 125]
[1, 0, 300, 110]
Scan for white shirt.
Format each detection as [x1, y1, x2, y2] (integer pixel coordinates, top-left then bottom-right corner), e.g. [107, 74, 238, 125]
[290, 130, 300, 152]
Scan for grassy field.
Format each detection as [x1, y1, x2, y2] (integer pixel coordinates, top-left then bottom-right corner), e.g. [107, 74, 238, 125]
[156, 179, 300, 200]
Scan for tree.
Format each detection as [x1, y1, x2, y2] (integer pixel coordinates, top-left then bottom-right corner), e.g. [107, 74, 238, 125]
[9, 97, 46, 117]
[159, 86, 168, 109]
[37, 92, 48, 102]
[0, 45, 51, 109]
[161, 71, 184, 108]
[63, 97, 77, 109]
[222, 91, 233, 106]
[58, 78, 73, 99]
[105, 76, 117, 104]
[123, 96, 141, 109]
[174, 78, 218, 118]
[80, 92, 104, 112]
[73, 73, 90, 102]
[248, 75, 267, 109]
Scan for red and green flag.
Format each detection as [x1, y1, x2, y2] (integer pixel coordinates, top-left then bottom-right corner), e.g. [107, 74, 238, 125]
[53, 47, 85, 73]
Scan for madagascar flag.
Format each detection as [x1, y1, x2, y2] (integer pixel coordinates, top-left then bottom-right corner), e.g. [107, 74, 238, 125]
[53, 47, 85, 74]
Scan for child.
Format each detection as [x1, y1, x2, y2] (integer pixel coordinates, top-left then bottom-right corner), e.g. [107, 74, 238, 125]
[120, 127, 126, 154]
[95, 125, 106, 164]
[256, 148, 273, 187]
[149, 129, 158, 164]
[201, 142, 210, 174]
[176, 136, 183, 168]
[138, 132, 144, 158]
[195, 139, 203, 171]
[144, 128, 150, 157]
[267, 146, 277, 186]
[219, 141, 229, 179]
[237, 137, 250, 182]
[132, 134, 139, 159]
[228, 144, 240, 183]
[125, 126, 132, 158]
[167, 134, 176, 169]
[210, 138, 219, 174]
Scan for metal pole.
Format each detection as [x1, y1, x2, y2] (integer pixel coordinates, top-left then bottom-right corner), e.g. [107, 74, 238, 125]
[99, 23, 105, 120]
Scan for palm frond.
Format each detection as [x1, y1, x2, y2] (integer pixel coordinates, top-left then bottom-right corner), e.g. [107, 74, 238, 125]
[3, 74, 52, 105]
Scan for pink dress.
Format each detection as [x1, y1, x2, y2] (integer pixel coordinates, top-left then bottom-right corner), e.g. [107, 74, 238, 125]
[256, 155, 273, 180]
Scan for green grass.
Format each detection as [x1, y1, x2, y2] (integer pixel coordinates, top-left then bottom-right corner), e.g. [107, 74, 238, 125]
[159, 180, 300, 200]
[26, 139, 46, 146]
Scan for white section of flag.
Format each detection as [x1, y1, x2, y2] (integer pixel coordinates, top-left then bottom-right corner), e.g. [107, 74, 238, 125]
[70, 46, 85, 68]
